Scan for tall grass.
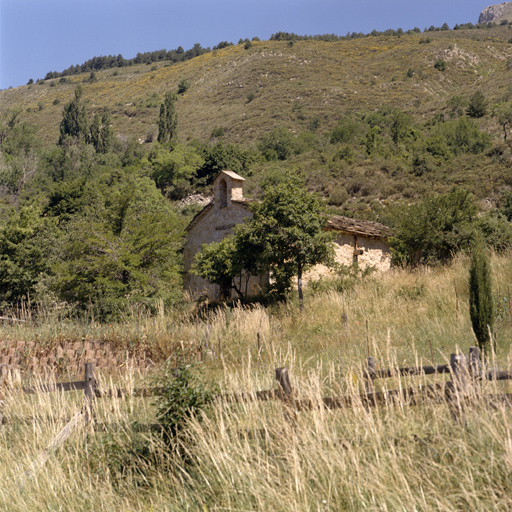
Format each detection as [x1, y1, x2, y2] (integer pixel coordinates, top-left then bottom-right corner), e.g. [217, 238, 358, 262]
[2, 254, 512, 510]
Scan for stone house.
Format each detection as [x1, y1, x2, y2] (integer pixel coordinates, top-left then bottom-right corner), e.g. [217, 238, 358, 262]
[183, 171, 392, 301]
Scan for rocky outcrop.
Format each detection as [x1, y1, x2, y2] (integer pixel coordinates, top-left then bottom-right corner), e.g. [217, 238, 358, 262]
[478, 2, 512, 24]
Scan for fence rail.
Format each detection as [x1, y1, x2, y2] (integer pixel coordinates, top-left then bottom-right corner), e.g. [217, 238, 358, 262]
[2, 346, 512, 420]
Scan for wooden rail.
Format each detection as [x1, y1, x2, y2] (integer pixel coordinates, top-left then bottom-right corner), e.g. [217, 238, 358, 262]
[2, 346, 512, 422]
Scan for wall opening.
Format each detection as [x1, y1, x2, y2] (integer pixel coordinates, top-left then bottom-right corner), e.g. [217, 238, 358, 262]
[219, 179, 227, 207]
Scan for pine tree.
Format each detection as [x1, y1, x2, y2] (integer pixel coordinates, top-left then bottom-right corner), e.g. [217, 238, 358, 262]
[469, 236, 494, 356]
[157, 91, 178, 143]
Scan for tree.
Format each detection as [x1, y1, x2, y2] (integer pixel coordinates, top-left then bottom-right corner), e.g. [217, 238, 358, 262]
[149, 144, 204, 199]
[52, 177, 185, 318]
[157, 91, 178, 143]
[492, 102, 512, 141]
[244, 171, 334, 305]
[193, 236, 248, 298]
[389, 188, 477, 265]
[466, 90, 488, 118]
[89, 112, 113, 153]
[0, 206, 57, 306]
[59, 85, 89, 145]
[469, 236, 494, 356]
[194, 171, 333, 307]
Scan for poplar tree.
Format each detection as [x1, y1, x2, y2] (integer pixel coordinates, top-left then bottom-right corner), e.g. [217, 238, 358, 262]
[469, 236, 494, 356]
[58, 85, 89, 145]
[157, 91, 178, 143]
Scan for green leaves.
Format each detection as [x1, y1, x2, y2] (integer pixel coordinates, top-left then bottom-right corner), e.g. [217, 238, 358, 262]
[389, 188, 477, 265]
[58, 85, 89, 145]
[52, 177, 185, 318]
[157, 91, 178, 144]
[193, 170, 333, 303]
[469, 237, 494, 355]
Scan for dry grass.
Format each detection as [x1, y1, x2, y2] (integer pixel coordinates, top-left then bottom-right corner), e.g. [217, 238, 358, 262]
[1, 254, 512, 509]
[2, 28, 512, 147]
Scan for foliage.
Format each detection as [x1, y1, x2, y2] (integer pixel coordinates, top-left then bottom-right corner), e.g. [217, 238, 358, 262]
[52, 177, 185, 318]
[58, 85, 89, 145]
[434, 59, 447, 71]
[474, 211, 512, 252]
[153, 363, 216, 450]
[157, 91, 178, 144]
[492, 102, 512, 141]
[89, 112, 113, 153]
[197, 141, 260, 185]
[466, 90, 489, 118]
[330, 117, 362, 144]
[177, 79, 190, 94]
[238, 171, 334, 303]
[258, 127, 298, 161]
[389, 188, 477, 265]
[435, 117, 491, 155]
[0, 205, 57, 306]
[469, 236, 494, 355]
[149, 144, 204, 199]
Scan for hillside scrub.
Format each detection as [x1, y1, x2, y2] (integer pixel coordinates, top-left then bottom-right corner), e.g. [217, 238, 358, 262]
[1, 28, 512, 316]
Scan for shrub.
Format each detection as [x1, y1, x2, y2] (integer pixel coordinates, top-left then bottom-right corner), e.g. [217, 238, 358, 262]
[434, 59, 447, 71]
[466, 90, 488, 118]
[436, 117, 491, 155]
[331, 117, 362, 144]
[474, 212, 512, 251]
[153, 364, 217, 451]
[177, 79, 190, 94]
[258, 127, 296, 161]
[389, 187, 477, 265]
[247, 92, 255, 103]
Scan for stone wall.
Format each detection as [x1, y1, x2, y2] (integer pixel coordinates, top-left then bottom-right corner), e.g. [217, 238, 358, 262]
[183, 202, 267, 301]
[304, 233, 391, 283]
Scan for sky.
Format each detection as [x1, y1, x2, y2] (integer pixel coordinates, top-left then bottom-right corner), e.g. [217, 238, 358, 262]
[0, 0, 493, 90]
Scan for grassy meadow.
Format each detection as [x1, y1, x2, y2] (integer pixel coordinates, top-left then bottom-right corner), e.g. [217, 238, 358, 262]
[2, 254, 512, 510]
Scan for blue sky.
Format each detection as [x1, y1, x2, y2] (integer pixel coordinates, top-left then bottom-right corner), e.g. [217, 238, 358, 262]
[1, 0, 491, 90]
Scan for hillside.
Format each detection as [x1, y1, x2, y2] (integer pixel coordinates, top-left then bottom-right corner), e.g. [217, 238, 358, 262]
[1, 27, 512, 147]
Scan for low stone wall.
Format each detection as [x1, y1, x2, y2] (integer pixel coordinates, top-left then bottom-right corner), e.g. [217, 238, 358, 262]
[0, 340, 153, 375]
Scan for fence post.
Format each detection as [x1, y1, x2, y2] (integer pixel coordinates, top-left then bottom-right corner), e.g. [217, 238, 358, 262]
[469, 346, 481, 382]
[275, 367, 297, 425]
[450, 353, 469, 396]
[365, 356, 376, 393]
[84, 363, 95, 424]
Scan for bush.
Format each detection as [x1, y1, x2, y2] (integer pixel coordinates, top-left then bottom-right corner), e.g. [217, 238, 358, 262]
[389, 187, 477, 265]
[436, 117, 491, 155]
[434, 59, 447, 71]
[258, 127, 296, 161]
[475, 212, 512, 251]
[153, 364, 216, 451]
[466, 91, 488, 118]
[177, 79, 190, 94]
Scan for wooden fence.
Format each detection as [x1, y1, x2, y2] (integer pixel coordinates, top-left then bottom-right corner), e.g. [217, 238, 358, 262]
[4, 346, 512, 483]
[3, 345, 512, 418]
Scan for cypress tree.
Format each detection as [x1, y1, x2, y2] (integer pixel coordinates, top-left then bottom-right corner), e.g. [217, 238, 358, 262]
[469, 236, 494, 356]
